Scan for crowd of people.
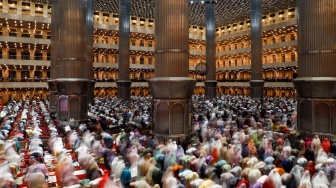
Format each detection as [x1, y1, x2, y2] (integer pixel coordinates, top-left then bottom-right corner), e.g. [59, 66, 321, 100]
[0, 94, 335, 188]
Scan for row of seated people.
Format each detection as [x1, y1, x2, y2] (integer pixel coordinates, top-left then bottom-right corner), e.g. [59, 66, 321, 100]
[0, 99, 54, 187]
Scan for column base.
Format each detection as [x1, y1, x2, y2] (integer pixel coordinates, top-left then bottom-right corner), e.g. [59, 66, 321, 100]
[88, 81, 96, 104]
[204, 80, 218, 99]
[148, 77, 196, 144]
[48, 78, 93, 124]
[154, 133, 193, 144]
[294, 77, 336, 134]
[116, 80, 132, 100]
[296, 98, 336, 134]
[48, 91, 58, 114]
[249, 80, 265, 99]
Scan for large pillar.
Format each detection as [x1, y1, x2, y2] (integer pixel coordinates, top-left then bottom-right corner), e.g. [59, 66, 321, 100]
[294, 0, 336, 134]
[116, 0, 132, 99]
[148, 0, 196, 143]
[249, 0, 265, 99]
[48, 0, 95, 125]
[204, 0, 218, 99]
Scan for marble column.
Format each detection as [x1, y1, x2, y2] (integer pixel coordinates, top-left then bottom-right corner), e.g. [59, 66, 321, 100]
[148, 0, 196, 143]
[294, 0, 336, 134]
[249, 0, 265, 99]
[204, 0, 218, 99]
[48, 0, 95, 125]
[117, 0, 132, 99]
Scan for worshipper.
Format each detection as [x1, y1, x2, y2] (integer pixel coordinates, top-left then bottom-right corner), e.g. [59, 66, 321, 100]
[0, 161, 16, 188]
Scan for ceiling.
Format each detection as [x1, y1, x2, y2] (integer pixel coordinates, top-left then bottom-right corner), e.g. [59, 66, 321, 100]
[31, 0, 296, 27]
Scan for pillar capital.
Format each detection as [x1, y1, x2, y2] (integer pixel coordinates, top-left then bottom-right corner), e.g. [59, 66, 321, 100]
[116, 80, 132, 87]
[294, 77, 336, 98]
[148, 77, 196, 99]
[204, 0, 217, 4]
[204, 80, 218, 99]
[191, 0, 217, 4]
[249, 80, 265, 87]
[117, 80, 132, 99]
[204, 80, 218, 87]
[249, 80, 265, 99]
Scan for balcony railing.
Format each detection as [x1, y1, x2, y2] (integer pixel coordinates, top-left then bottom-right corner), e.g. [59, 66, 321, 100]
[0, 77, 50, 82]
[1, 55, 51, 60]
[216, 16, 296, 37]
[92, 78, 155, 82]
[216, 78, 294, 82]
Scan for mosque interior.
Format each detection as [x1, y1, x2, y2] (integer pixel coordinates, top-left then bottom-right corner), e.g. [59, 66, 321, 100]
[0, 0, 336, 188]
[0, 0, 298, 103]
